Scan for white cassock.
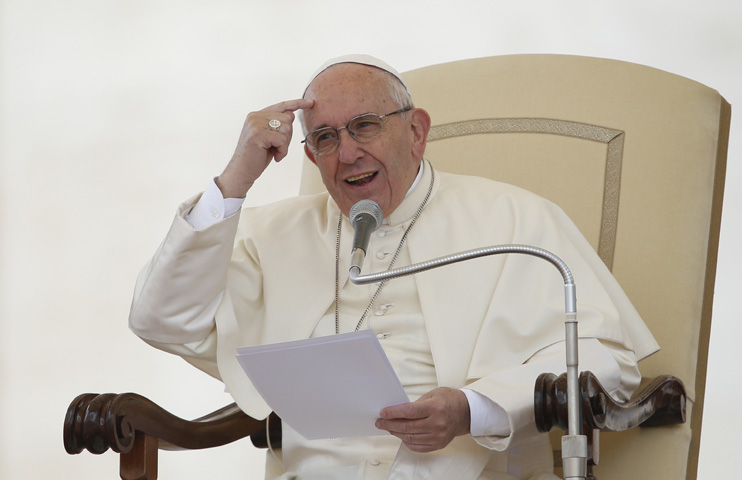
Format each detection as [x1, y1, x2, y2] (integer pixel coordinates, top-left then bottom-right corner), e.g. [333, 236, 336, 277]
[130, 160, 658, 479]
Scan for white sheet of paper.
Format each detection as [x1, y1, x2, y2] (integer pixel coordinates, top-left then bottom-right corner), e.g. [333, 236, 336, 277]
[235, 329, 409, 440]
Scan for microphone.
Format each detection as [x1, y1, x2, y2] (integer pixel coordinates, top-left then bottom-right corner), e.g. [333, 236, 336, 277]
[349, 200, 384, 274]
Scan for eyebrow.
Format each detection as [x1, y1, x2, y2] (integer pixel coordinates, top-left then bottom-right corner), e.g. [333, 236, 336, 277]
[309, 112, 380, 132]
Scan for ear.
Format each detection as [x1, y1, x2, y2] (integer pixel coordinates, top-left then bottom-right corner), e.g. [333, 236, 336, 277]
[409, 108, 431, 160]
[304, 144, 317, 165]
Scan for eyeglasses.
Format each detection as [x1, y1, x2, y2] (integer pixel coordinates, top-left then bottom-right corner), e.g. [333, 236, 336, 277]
[302, 107, 411, 156]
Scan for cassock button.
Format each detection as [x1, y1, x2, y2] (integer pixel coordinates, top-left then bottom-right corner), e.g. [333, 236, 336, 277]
[377, 230, 387, 238]
[370, 459, 381, 466]
[375, 304, 393, 316]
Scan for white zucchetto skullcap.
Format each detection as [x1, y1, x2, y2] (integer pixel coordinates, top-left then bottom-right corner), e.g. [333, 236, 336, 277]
[303, 54, 410, 96]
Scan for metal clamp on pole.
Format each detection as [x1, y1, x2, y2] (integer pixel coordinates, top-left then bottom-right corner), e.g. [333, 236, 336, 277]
[562, 434, 588, 479]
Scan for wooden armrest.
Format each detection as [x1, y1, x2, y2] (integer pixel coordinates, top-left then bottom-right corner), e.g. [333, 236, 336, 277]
[64, 392, 282, 479]
[534, 371, 686, 433]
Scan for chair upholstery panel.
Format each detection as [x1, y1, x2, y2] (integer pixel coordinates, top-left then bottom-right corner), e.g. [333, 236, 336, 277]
[299, 54, 729, 479]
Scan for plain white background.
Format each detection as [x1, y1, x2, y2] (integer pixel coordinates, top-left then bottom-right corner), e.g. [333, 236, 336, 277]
[1, 1, 739, 478]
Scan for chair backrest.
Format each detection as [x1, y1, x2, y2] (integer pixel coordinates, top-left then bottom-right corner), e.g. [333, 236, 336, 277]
[299, 54, 730, 479]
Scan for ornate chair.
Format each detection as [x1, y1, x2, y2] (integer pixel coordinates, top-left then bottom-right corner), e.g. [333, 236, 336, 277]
[65, 55, 730, 479]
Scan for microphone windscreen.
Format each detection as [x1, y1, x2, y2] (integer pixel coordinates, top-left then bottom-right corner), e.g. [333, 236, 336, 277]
[349, 200, 383, 230]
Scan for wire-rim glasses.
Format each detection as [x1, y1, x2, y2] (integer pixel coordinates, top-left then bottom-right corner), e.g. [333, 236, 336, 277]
[302, 107, 411, 156]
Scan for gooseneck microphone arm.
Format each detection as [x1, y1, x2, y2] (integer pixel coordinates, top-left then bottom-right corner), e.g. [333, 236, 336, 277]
[348, 206, 587, 479]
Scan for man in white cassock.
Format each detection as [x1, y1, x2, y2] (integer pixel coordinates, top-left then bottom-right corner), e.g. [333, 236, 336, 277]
[129, 55, 659, 479]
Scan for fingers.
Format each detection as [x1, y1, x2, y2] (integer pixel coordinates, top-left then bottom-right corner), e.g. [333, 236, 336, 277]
[375, 387, 471, 453]
[391, 431, 439, 453]
[253, 112, 294, 162]
[261, 98, 314, 135]
[260, 99, 314, 136]
[375, 404, 444, 452]
[219, 99, 314, 197]
[270, 98, 314, 114]
[375, 415, 449, 453]
[379, 401, 427, 421]
[245, 98, 314, 159]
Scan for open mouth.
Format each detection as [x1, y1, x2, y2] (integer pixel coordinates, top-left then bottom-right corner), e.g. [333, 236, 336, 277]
[345, 172, 377, 187]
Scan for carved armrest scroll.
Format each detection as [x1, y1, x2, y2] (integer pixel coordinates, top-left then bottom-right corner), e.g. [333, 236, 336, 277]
[63, 392, 281, 457]
[534, 372, 686, 433]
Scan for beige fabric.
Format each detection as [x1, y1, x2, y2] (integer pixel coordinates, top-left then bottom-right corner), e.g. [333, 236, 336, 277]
[301, 54, 730, 479]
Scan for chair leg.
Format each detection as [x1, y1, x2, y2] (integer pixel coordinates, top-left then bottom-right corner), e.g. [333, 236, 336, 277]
[120, 433, 158, 480]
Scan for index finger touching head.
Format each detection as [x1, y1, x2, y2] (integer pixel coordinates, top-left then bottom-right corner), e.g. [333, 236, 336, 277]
[275, 98, 314, 114]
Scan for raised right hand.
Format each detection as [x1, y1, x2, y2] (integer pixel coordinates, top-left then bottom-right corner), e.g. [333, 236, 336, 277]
[216, 98, 314, 198]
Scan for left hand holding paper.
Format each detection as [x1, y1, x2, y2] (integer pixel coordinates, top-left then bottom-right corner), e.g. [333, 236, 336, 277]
[376, 387, 471, 453]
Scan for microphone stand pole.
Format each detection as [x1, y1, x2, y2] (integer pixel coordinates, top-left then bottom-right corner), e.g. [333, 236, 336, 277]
[349, 244, 587, 480]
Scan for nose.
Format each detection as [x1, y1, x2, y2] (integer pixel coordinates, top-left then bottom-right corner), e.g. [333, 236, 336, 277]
[337, 128, 362, 164]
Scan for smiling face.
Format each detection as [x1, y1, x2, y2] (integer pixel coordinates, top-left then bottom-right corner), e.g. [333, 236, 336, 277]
[303, 64, 430, 217]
